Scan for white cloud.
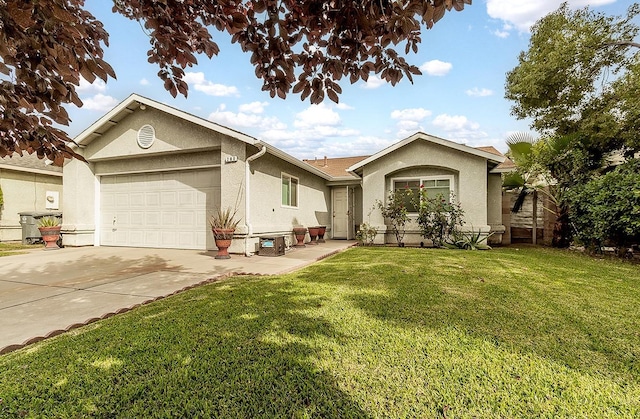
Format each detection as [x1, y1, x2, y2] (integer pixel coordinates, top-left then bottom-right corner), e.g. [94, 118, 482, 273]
[419, 60, 452, 76]
[336, 102, 354, 110]
[239, 101, 268, 114]
[317, 136, 396, 158]
[361, 75, 386, 89]
[77, 78, 107, 94]
[140, 78, 150, 86]
[432, 114, 480, 132]
[431, 113, 490, 147]
[208, 103, 285, 130]
[256, 103, 362, 158]
[294, 103, 341, 129]
[390, 108, 431, 138]
[183, 72, 239, 97]
[391, 108, 432, 121]
[466, 87, 494, 97]
[486, 0, 616, 33]
[82, 94, 119, 111]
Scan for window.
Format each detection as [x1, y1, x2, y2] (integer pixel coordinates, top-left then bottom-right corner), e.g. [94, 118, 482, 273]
[281, 173, 299, 207]
[392, 176, 454, 212]
[421, 178, 452, 202]
[392, 179, 420, 212]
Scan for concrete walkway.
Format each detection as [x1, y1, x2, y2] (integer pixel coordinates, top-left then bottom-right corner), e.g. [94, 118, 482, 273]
[0, 240, 355, 354]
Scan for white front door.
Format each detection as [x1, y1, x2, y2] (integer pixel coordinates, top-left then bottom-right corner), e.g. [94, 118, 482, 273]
[332, 187, 352, 239]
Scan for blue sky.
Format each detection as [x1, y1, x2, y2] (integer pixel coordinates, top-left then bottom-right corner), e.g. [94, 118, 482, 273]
[68, 0, 628, 159]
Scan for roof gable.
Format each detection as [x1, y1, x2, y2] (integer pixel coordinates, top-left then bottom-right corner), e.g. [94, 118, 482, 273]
[73, 93, 259, 148]
[346, 132, 505, 173]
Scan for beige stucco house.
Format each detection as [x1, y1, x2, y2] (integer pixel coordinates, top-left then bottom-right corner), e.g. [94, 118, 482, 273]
[62, 94, 508, 254]
[0, 154, 63, 241]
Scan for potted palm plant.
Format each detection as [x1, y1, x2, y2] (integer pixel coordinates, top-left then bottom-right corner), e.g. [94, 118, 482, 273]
[37, 216, 62, 250]
[209, 207, 241, 259]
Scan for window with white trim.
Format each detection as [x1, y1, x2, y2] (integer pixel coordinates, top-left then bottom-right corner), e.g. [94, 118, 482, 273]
[281, 173, 299, 207]
[392, 175, 454, 213]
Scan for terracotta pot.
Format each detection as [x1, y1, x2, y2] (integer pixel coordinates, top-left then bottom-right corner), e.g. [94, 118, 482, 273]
[292, 227, 307, 248]
[307, 226, 320, 245]
[316, 226, 327, 243]
[38, 226, 61, 250]
[213, 228, 235, 259]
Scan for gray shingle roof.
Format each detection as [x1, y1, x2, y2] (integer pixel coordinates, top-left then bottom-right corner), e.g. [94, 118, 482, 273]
[0, 153, 63, 174]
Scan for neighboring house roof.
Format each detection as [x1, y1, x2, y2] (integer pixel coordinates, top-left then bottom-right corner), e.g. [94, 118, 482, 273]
[0, 153, 63, 177]
[347, 132, 506, 174]
[73, 93, 332, 181]
[475, 145, 515, 172]
[303, 155, 369, 179]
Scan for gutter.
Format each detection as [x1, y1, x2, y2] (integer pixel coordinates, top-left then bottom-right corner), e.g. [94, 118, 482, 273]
[244, 144, 267, 256]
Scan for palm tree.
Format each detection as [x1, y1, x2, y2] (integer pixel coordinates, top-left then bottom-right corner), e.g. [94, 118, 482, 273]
[503, 133, 541, 244]
[503, 132, 573, 247]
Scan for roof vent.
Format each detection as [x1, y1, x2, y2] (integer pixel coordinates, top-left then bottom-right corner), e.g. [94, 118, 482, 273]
[137, 124, 155, 149]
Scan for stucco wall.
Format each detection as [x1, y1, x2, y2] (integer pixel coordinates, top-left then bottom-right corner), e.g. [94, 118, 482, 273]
[360, 140, 492, 244]
[85, 108, 223, 161]
[0, 170, 62, 241]
[62, 159, 98, 246]
[243, 150, 330, 252]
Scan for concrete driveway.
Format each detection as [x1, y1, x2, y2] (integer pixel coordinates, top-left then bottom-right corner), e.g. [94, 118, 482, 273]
[0, 241, 354, 354]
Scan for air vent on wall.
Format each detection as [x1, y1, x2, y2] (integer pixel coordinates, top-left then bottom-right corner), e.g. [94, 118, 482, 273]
[137, 124, 155, 149]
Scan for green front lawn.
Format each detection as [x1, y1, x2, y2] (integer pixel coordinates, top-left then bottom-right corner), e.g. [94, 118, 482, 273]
[1, 247, 639, 417]
[0, 242, 39, 257]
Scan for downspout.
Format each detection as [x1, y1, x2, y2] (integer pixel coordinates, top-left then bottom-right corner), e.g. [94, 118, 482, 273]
[244, 144, 267, 256]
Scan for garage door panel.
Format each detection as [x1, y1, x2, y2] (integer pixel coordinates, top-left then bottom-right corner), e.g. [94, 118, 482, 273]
[130, 193, 145, 207]
[146, 192, 160, 206]
[115, 193, 130, 207]
[130, 211, 144, 226]
[146, 211, 161, 227]
[161, 191, 177, 206]
[100, 169, 219, 250]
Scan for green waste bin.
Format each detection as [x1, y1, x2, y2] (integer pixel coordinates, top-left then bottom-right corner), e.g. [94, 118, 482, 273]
[19, 212, 62, 245]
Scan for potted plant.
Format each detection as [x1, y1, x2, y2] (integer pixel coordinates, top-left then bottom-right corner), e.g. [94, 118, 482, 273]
[37, 216, 61, 250]
[292, 226, 307, 247]
[307, 226, 320, 245]
[209, 207, 241, 259]
[316, 225, 327, 243]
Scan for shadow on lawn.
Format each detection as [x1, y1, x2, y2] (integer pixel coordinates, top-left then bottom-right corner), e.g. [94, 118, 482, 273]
[0, 276, 372, 418]
[300, 247, 640, 384]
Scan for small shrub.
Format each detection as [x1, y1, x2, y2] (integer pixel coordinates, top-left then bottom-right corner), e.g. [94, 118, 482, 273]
[446, 229, 493, 250]
[356, 223, 378, 246]
[376, 190, 410, 246]
[413, 191, 464, 247]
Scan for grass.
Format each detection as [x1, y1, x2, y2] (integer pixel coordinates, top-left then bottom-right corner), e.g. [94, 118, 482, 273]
[1, 247, 639, 417]
[0, 242, 39, 257]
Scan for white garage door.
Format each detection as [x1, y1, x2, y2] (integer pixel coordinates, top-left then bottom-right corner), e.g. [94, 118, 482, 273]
[100, 170, 219, 249]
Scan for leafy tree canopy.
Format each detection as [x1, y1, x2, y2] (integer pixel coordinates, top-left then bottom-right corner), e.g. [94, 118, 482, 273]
[505, 2, 640, 156]
[0, 0, 470, 164]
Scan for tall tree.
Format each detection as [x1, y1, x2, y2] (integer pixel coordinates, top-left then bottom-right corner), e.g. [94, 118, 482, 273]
[505, 2, 640, 157]
[0, 0, 470, 164]
[504, 3, 640, 248]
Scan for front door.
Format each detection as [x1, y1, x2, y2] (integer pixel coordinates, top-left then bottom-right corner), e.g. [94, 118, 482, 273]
[332, 187, 353, 239]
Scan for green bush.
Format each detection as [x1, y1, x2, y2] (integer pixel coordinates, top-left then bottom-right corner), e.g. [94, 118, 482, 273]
[413, 191, 464, 247]
[376, 190, 410, 246]
[566, 159, 640, 255]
